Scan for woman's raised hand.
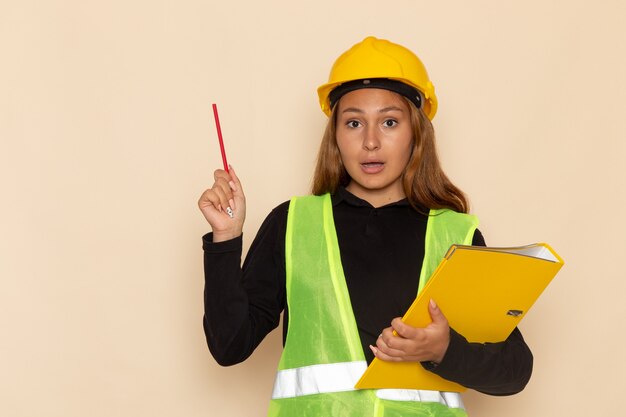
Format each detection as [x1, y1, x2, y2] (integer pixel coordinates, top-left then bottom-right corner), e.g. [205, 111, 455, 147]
[198, 165, 246, 242]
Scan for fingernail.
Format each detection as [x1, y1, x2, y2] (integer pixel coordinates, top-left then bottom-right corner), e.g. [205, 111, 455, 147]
[369, 345, 378, 355]
[229, 198, 236, 210]
[226, 207, 234, 218]
[229, 181, 237, 191]
[430, 299, 437, 309]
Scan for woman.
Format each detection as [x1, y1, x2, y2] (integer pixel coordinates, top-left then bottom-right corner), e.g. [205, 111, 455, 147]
[199, 36, 533, 416]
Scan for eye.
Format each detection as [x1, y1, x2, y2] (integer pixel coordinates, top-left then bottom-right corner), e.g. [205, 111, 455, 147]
[383, 119, 398, 127]
[346, 120, 361, 128]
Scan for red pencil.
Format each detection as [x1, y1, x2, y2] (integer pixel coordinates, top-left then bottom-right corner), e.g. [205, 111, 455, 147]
[212, 103, 229, 172]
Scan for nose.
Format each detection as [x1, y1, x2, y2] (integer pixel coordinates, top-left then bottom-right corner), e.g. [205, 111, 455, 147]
[362, 125, 381, 151]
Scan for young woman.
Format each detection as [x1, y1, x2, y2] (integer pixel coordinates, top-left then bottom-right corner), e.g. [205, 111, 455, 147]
[199, 36, 533, 417]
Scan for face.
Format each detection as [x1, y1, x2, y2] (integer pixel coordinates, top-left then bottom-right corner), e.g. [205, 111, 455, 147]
[335, 88, 414, 206]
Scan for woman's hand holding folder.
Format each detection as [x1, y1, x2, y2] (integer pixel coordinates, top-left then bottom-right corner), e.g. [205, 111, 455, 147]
[370, 299, 451, 364]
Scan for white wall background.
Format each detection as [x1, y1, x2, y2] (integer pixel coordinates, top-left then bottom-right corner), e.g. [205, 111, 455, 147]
[1, 1, 625, 415]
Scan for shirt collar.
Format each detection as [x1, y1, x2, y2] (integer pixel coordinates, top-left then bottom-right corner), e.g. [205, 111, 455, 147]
[331, 186, 412, 208]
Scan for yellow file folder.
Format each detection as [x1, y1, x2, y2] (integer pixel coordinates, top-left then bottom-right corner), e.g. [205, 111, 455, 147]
[355, 243, 564, 392]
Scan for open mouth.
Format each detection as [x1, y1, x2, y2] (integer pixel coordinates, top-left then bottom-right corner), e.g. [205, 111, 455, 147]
[360, 162, 385, 173]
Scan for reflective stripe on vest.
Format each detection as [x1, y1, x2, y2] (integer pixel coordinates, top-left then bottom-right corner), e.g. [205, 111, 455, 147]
[272, 360, 367, 399]
[376, 389, 464, 409]
[272, 360, 465, 409]
[269, 194, 478, 417]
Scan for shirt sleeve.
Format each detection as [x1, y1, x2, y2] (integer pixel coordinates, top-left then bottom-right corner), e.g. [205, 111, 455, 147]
[202, 202, 288, 366]
[423, 229, 534, 395]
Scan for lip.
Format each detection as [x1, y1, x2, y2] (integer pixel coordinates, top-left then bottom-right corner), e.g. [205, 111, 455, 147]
[360, 161, 385, 174]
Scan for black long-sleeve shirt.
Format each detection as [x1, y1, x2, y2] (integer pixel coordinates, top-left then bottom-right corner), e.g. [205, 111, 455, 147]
[202, 187, 533, 395]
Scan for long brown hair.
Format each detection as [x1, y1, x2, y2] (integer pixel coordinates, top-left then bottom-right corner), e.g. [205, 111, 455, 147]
[311, 97, 469, 214]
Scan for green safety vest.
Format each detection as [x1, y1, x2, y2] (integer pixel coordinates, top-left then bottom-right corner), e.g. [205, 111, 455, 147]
[268, 194, 479, 417]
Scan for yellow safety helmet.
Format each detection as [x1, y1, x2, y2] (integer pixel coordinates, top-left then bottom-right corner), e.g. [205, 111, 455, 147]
[317, 36, 438, 120]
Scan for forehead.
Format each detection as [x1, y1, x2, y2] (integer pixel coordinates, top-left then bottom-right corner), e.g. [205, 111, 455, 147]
[337, 88, 408, 112]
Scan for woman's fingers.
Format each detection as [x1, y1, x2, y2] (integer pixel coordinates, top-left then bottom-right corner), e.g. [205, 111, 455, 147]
[211, 180, 232, 213]
[228, 165, 243, 194]
[211, 166, 246, 211]
[374, 327, 407, 360]
[198, 168, 246, 242]
[227, 165, 245, 209]
[198, 172, 233, 219]
[198, 187, 225, 214]
[372, 314, 450, 363]
[210, 169, 241, 213]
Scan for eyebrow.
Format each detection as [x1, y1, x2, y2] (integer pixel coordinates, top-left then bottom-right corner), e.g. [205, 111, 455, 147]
[341, 106, 405, 114]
